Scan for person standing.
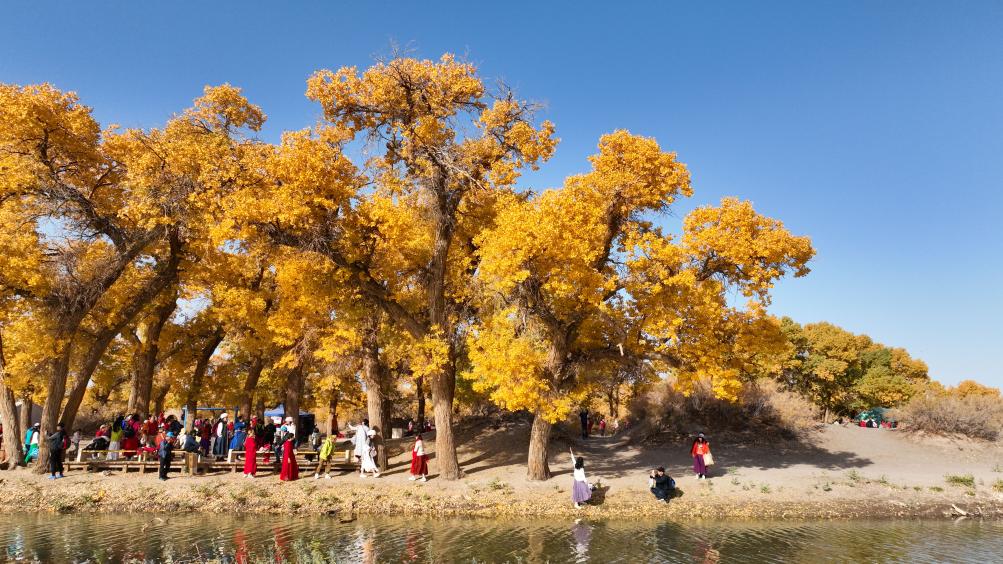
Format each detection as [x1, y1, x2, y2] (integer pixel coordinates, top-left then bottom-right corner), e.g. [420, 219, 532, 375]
[108, 416, 123, 460]
[347, 419, 370, 464]
[158, 431, 176, 481]
[598, 418, 607, 437]
[358, 429, 380, 478]
[569, 447, 591, 509]
[121, 414, 142, 459]
[243, 429, 258, 479]
[212, 413, 229, 460]
[578, 410, 589, 440]
[47, 423, 67, 479]
[691, 433, 711, 480]
[23, 423, 40, 463]
[408, 433, 428, 482]
[229, 420, 247, 453]
[279, 428, 299, 481]
[314, 434, 336, 480]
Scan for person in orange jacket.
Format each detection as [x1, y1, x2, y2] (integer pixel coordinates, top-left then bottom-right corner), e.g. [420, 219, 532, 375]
[690, 433, 711, 480]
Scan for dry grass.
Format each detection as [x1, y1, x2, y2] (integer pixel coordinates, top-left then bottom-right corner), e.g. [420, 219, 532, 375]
[893, 394, 1003, 441]
[630, 378, 820, 442]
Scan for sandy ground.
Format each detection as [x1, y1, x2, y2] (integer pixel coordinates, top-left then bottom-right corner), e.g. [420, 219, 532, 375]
[4, 420, 1003, 519]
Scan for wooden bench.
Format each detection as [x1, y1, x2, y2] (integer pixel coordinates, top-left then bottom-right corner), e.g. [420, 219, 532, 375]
[65, 450, 160, 473]
[222, 447, 357, 473]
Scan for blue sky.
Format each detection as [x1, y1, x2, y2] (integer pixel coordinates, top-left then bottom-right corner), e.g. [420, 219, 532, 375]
[3, 1, 1001, 386]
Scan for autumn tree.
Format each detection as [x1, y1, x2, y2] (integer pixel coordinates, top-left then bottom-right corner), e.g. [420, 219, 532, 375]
[223, 55, 557, 479]
[469, 131, 814, 479]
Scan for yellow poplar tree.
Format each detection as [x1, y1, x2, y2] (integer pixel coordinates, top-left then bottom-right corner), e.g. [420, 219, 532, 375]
[224, 55, 557, 479]
[469, 131, 814, 479]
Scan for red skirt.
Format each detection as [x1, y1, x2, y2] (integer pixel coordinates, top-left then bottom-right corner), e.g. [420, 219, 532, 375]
[243, 438, 257, 475]
[410, 452, 428, 475]
[280, 440, 298, 481]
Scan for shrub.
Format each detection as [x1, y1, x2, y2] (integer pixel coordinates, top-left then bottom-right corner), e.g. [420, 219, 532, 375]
[629, 377, 820, 441]
[945, 474, 975, 488]
[892, 393, 1003, 441]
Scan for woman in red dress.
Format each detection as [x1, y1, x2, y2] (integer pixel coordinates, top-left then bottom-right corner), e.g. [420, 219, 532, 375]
[279, 429, 298, 481]
[243, 430, 258, 478]
[409, 433, 428, 481]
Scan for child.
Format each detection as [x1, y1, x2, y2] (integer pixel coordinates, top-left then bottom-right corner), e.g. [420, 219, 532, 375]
[315, 434, 335, 479]
[409, 433, 428, 482]
[569, 447, 591, 508]
[158, 431, 175, 481]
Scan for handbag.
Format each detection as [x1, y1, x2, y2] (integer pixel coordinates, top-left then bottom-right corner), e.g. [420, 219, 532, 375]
[703, 451, 715, 466]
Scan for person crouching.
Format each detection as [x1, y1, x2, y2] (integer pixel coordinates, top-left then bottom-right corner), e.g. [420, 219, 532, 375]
[649, 467, 675, 502]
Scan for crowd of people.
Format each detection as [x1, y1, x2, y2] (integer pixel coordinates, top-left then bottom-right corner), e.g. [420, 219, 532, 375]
[576, 409, 623, 439]
[6, 410, 712, 510]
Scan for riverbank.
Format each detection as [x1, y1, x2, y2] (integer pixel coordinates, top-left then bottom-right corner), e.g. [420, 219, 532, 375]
[4, 420, 1003, 520]
[2, 471, 1002, 520]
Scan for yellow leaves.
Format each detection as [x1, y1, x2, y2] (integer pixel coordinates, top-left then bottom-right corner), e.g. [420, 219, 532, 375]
[185, 84, 266, 133]
[408, 333, 451, 382]
[463, 308, 567, 421]
[683, 197, 815, 301]
[586, 130, 692, 209]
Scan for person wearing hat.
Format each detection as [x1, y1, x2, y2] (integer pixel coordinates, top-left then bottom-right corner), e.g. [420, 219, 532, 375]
[283, 416, 297, 444]
[158, 431, 176, 481]
[212, 413, 228, 460]
[24, 423, 40, 463]
[690, 433, 712, 480]
[649, 467, 675, 502]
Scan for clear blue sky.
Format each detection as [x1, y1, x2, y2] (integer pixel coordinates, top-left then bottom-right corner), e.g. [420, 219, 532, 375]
[3, 1, 1001, 387]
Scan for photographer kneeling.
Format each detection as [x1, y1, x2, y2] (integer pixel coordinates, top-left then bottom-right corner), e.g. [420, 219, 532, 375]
[649, 467, 675, 502]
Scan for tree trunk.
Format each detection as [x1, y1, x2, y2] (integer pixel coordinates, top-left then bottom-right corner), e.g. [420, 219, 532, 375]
[255, 398, 265, 420]
[0, 335, 24, 469]
[430, 364, 460, 479]
[416, 374, 426, 429]
[35, 344, 73, 473]
[128, 297, 177, 415]
[152, 385, 169, 417]
[18, 392, 31, 433]
[328, 391, 339, 437]
[283, 365, 304, 436]
[240, 356, 264, 421]
[183, 330, 224, 431]
[60, 329, 120, 431]
[362, 325, 390, 472]
[526, 412, 552, 480]
[823, 407, 830, 424]
[0, 380, 21, 469]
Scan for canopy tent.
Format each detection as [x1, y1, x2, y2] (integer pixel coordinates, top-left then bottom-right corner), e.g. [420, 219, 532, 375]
[263, 404, 311, 418]
[856, 407, 888, 422]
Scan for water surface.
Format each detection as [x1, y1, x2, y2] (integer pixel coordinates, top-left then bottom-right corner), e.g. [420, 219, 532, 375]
[2, 514, 1000, 563]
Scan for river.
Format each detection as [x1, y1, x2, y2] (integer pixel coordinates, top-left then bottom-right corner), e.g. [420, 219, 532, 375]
[2, 515, 1000, 562]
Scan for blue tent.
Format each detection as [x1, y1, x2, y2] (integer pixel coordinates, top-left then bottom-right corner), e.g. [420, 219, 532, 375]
[263, 404, 311, 417]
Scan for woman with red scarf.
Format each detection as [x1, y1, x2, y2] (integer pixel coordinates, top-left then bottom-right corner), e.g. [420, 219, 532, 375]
[279, 428, 298, 481]
[243, 429, 258, 479]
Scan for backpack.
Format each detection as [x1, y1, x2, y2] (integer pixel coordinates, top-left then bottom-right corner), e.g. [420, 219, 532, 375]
[122, 421, 136, 439]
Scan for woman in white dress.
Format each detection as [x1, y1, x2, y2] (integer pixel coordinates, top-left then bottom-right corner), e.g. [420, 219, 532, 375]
[347, 419, 370, 464]
[359, 429, 380, 478]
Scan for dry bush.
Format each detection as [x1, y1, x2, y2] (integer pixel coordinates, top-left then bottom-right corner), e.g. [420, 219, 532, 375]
[629, 377, 820, 443]
[892, 393, 1003, 441]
